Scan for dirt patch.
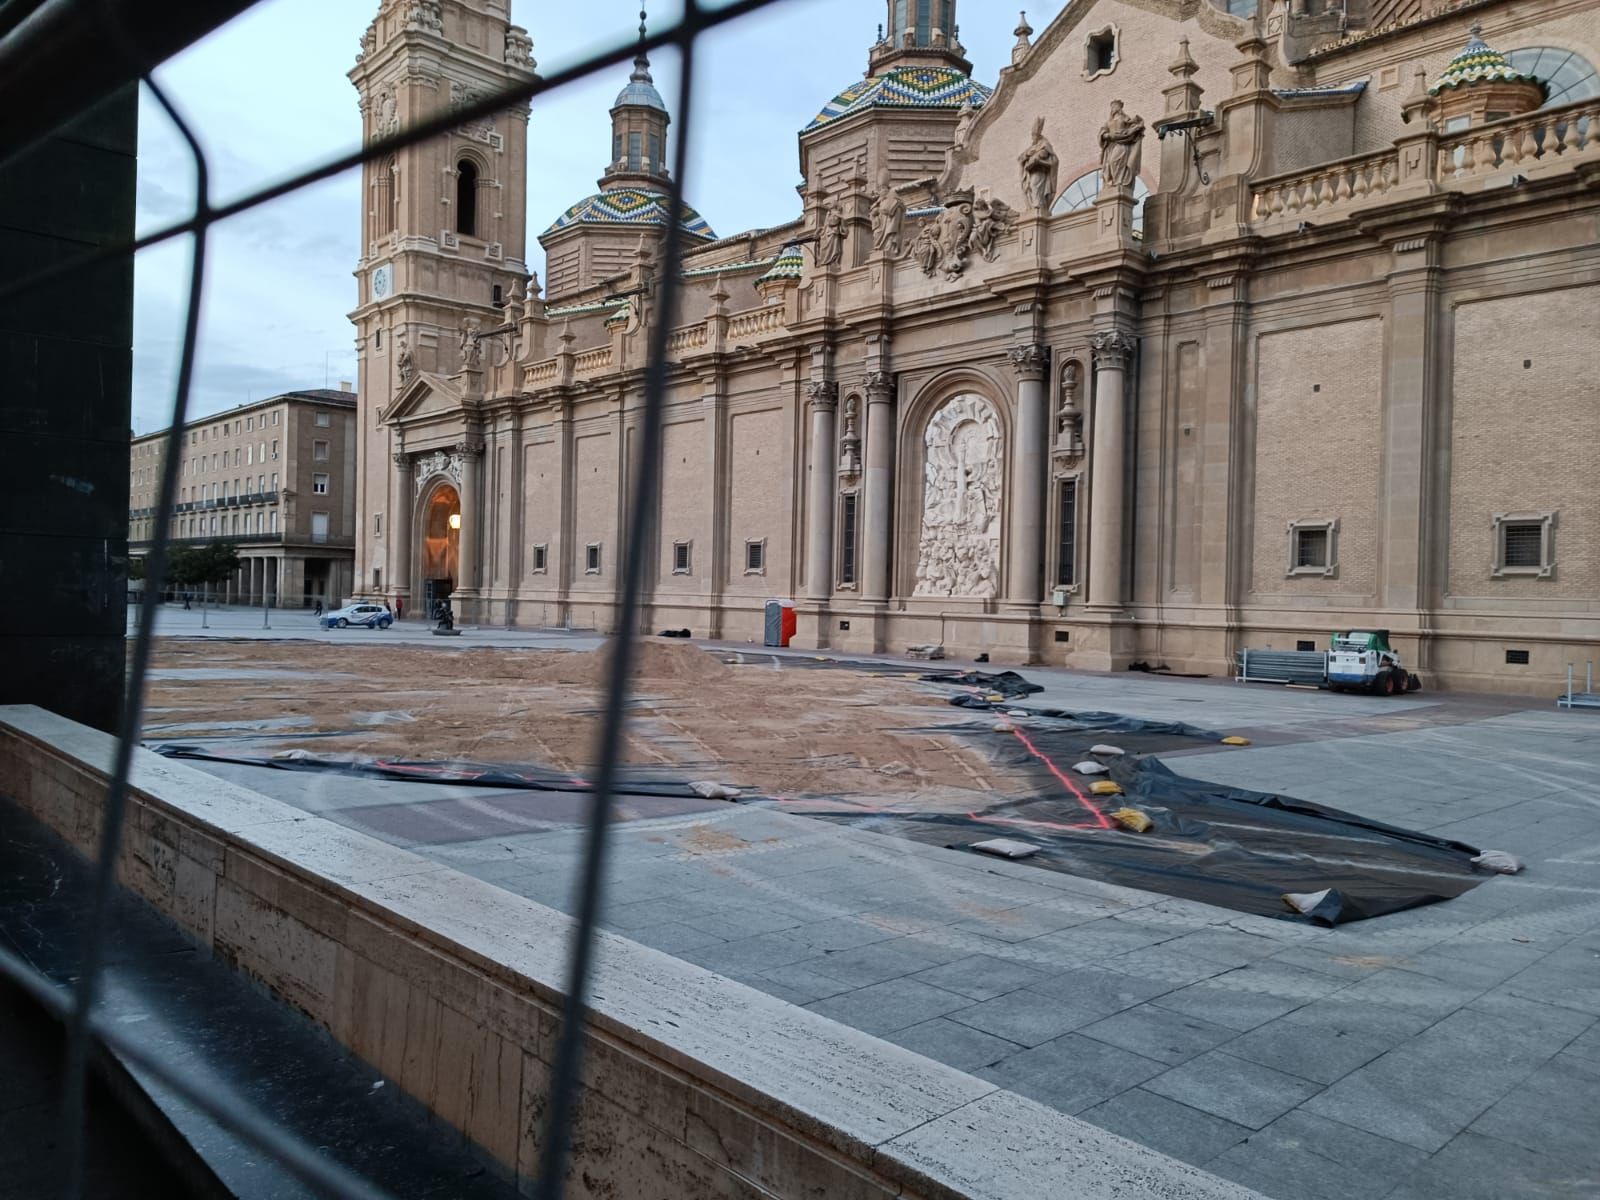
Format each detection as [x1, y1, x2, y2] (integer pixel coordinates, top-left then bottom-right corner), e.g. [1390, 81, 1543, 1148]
[139, 638, 1020, 804]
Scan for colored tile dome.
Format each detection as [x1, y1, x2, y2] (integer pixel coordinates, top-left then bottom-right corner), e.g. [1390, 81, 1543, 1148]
[804, 65, 991, 133]
[543, 187, 716, 240]
[757, 243, 805, 283]
[1429, 26, 1547, 97]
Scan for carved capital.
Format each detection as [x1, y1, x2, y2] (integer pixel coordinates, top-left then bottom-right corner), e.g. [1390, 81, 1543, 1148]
[1090, 330, 1138, 369]
[454, 440, 486, 459]
[391, 451, 411, 470]
[864, 370, 896, 398]
[1007, 343, 1050, 379]
[804, 380, 838, 410]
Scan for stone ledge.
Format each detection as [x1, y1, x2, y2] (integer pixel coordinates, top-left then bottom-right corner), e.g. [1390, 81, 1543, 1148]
[0, 704, 1262, 1200]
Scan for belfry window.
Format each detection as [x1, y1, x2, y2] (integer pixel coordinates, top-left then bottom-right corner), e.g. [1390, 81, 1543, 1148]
[456, 159, 479, 238]
[627, 132, 642, 172]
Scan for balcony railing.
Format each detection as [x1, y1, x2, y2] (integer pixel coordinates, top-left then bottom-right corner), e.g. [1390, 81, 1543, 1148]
[1440, 98, 1600, 183]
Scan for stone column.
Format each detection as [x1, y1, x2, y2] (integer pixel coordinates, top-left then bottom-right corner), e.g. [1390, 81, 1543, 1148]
[391, 452, 413, 605]
[804, 380, 838, 601]
[458, 442, 483, 594]
[1088, 330, 1136, 610]
[267, 557, 279, 608]
[1006, 344, 1050, 609]
[862, 371, 896, 602]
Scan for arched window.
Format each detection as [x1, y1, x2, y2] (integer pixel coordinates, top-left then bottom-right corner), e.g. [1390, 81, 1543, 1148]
[1505, 47, 1600, 108]
[1051, 169, 1151, 237]
[456, 159, 479, 238]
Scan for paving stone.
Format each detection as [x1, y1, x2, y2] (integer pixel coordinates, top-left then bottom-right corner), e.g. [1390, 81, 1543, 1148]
[950, 901, 1107, 943]
[1561, 1018, 1600, 1065]
[1265, 943, 1404, 982]
[1502, 945, 1600, 1015]
[1383, 1130, 1596, 1200]
[1225, 1014, 1395, 1085]
[1103, 945, 1233, 988]
[1145, 1050, 1322, 1130]
[1467, 1049, 1600, 1166]
[1326, 967, 1487, 1023]
[804, 977, 971, 1036]
[976, 1033, 1167, 1115]
[884, 1017, 1025, 1074]
[1077, 1003, 1236, 1066]
[1149, 961, 1338, 1032]
[1023, 964, 1178, 1013]
[620, 920, 727, 955]
[908, 953, 1053, 1002]
[681, 904, 806, 939]
[1162, 928, 1283, 968]
[1467, 987, 1598, 1041]
[678, 929, 819, 976]
[1302, 1006, 1566, 1152]
[782, 916, 900, 954]
[1206, 1109, 1429, 1200]
[946, 987, 1109, 1048]
[754, 962, 857, 1004]
[804, 937, 963, 988]
[1079, 1087, 1252, 1168]
[1024, 917, 1179, 964]
[1278, 995, 1437, 1044]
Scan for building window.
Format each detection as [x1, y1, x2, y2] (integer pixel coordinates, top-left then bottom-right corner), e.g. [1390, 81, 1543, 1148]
[672, 540, 692, 575]
[531, 544, 548, 573]
[1492, 512, 1556, 578]
[273, 411, 280, 426]
[1057, 478, 1079, 587]
[311, 512, 330, 543]
[1086, 26, 1118, 78]
[234, 448, 241, 466]
[313, 439, 330, 462]
[838, 494, 858, 586]
[492, 284, 504, 307]
[456, 159, 479, 237]
[314, 412, 330, 428]
[744, 539, 766, 575]
[585, 542, 602, 574]
[246, 417, 254, 431]
[270, 510, 278, 534]
[313, 473, 330, 495]
[272, 439, 279, 458]
[627, 131, 642, 171]
[373, 568, 383, 590]
[375, 329, 383, 349]
[271, 472, 279, 490]
[374, 513, 383, 538]
[1286, 519, 1339, 578]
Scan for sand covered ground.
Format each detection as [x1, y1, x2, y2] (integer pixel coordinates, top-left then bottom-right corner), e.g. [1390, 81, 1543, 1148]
[141, 637, 1021, 803]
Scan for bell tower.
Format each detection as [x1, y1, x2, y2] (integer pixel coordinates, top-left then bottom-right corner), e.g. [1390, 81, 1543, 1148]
[871, 0, 971, 74]
[348, 0, 535, 602]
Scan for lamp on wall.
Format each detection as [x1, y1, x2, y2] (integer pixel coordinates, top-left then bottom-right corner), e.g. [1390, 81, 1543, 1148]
[448, 513, 462, 530]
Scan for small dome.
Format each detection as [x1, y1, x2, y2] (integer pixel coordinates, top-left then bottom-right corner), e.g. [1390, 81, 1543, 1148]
[543, 187, 716, 241]
[757, 243, 805, 283]
[615, 53, 666, 112]
[804, 65, 991, 134]
[1429, 26, 1546, 97]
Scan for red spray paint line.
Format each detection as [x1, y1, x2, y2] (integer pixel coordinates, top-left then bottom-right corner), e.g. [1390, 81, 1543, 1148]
[1001, 724, 1114, 830]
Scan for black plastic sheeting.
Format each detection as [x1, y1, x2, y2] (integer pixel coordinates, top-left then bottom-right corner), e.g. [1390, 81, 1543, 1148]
[805, 705, 1487, 926]
[146, 743, 735, 800]
[922, 670, 1044, 698]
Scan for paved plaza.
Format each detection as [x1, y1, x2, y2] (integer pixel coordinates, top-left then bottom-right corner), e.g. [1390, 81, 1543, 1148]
[146, 613, 1600, 1199]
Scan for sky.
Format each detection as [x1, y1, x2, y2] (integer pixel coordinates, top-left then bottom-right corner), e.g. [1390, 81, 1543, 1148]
[132, 0, 1069, 432]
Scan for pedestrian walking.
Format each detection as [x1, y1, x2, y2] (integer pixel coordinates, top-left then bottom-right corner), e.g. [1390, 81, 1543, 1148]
[313, 599, 324, 617]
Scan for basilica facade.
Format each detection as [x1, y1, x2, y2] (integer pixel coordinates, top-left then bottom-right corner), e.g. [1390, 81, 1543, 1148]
[348, 0, 1599, 692]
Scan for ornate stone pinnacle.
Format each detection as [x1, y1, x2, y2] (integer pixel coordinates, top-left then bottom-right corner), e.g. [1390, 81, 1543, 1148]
[1008, 343, 1050, 378]
[1090, 329, 1137, 366]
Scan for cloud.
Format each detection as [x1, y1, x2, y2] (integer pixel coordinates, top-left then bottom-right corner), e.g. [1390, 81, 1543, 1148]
[134, 0, 1069, 431]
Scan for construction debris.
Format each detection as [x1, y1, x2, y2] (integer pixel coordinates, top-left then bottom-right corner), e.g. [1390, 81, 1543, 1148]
[971, 838, 1040, 860]
[1110, 808, 1152, 833]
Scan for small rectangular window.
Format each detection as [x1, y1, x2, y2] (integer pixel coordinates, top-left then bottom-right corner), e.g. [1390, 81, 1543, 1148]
[1286, 519, 1338, 577]
[532, 544, 548, 573]
[311, 511, 329, 543]
[672, 541, 692, 574]
[315, 412, 331, 427]
[1492, 512, 1555, 578]
[586, 542, 602, 574]
[1295, 528, 1328, 569]
[373, 568, 382, 590]
[745, 539, 766, 574]
[1505, 649, 1530, 665]
[273, 411, 281, 426]
[313, 473, 330, 495]
[272, 439, 279, 458]
[247, 417, 254, 431]
[1501, 523, 1542, 568]
[1297, 640, 1317, 653]
[313, 439, 330, 462]
[374, 513, 383, 537]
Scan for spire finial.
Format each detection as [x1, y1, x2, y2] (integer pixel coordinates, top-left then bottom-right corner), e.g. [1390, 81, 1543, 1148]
[1469, 20, 1483, 40]
[631, 4, 652, 82]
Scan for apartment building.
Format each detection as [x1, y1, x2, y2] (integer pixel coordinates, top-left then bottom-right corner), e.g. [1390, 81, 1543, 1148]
[130, 386, 358, 606]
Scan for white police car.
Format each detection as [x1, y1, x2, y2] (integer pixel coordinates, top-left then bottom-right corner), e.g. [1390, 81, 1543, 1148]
[321, 602, 394, 630]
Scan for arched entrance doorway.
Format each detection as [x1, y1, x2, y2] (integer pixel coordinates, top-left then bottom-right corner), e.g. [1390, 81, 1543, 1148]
[420, 481, 460, 614]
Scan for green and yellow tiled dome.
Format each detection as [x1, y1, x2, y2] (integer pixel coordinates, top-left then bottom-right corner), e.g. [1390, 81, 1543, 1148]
[1429, 25, 1547, 97]
[543, 188, 716, 241]
[804, 65, 991, 134]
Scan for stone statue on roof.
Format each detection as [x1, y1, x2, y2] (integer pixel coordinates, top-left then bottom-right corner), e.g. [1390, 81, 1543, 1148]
[869, 169, 906, 257]
[1018, 117, 1059, 213]
[815, 197, 846, 267]
[1099, 100, 1146, 191]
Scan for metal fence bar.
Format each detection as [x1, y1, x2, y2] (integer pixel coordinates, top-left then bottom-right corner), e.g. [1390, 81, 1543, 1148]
[532, 6, 704, 1195]
[0, 0, 796, 1197]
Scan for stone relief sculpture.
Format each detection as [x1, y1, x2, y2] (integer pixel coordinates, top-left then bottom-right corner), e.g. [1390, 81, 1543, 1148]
[396, 333, 415, 383]
[414, 449, 463, 496]
[869, 169, 905, 257]
[910, 223, 940, 276]
[405, 0, 443, 34]
[914, 394, 1003, 599]
[814, 198, 845, 267]
[911, 192, 1015, 280]
[952, 100, 977, 153]
[504, 26, 536, 70]
[459, 320, 483, 369]
[372, 89, 399, 141]
[1099, 101, 1147, 190]
[1019, 117, 1059, 213]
